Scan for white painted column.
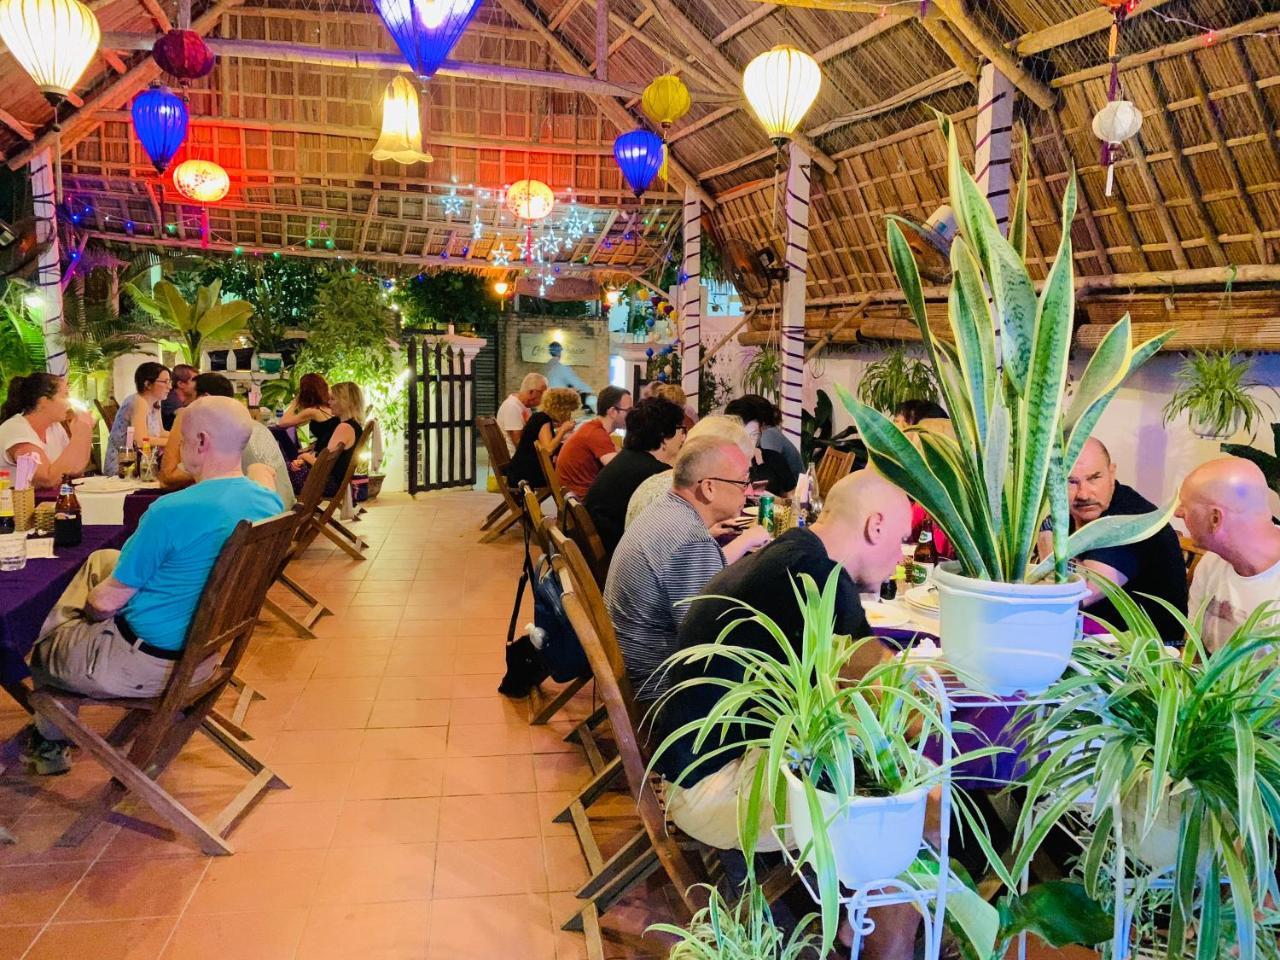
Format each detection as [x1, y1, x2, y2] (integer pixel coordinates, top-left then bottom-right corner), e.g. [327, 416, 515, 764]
[678, 185, 702, 402]
[30, 150, 68, 376]
[974, 63, 1014, 235]
[779, 142, 811, 446]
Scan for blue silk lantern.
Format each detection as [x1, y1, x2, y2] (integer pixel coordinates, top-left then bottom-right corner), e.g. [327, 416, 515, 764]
[372, 0, 482, 80]
[613, 129, 664, 197]
[131, 84, 187, 175]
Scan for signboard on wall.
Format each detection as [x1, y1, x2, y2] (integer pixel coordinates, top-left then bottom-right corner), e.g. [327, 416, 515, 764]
[519, 331, 591, 366]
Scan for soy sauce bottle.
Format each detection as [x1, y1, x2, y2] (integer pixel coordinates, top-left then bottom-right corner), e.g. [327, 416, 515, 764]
[53, 476, 82, 547]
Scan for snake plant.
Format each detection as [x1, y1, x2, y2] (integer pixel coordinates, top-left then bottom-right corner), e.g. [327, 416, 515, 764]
[838, 117, 1174, 584]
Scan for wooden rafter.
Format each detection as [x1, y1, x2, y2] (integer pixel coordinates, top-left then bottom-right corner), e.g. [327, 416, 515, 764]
[919, 18, 978, 82]
[136, 0, 172, 32]
[1015, 0, 1176, 56]
[0, 108, 34, 142]
[742, 0, 941, 17]
[930, 0, 1056, 110]
[1045, 112, 1112, 275]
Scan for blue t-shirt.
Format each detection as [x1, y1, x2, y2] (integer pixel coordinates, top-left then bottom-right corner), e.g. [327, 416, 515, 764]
[113, 476, 284, 650]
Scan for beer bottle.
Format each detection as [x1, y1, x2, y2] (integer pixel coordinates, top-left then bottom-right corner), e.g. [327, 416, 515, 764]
[913, 521, 938, 584]
[0, 471, 13, 536]
[53, 476, 82, 547]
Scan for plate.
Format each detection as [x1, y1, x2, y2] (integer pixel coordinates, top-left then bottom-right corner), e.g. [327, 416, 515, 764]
[904, 584, 939, 612]
[72, 476, 140, 493]
[743, 505, 758, 517]
[864, 605, 908, 629]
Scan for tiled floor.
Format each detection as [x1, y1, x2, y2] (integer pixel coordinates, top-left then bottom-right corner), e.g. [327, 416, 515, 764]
[0, 490, 648, 960]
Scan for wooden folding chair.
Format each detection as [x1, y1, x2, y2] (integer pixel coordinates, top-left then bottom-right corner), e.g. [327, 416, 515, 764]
[306, 419, 376, 561]
[814, 446, 856, 500]
[28, 511, 300, 856]
[1180, 534, 1208, 586]
[561, 492, 608, 587]
[478, 417, 518, 533]
[94, 398, 119, 430]
[536, 437, 568, 515]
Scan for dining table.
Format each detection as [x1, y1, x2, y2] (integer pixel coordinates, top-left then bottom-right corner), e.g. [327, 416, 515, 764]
[35, 484, 164, 535]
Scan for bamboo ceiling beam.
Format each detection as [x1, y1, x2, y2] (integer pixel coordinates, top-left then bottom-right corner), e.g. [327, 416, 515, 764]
[136, 0, 171, 32]
[1122, 134, 1189, 270]
[597, 12, 731, 93]
[6, 0, 242, 170]
[713, 5, 774, 45]
[100, 49, 129, 74]
[1045, 112, 1112, 275]
[548, 0, 586, 31]
[1014, 0, 1175, 56]
[595, 0, 608, 81]
[919, 18, 979, 82]
[1232, 40, 1280, 208]
[743, 0, 942, 17]
[0, 108, 35, 142]
[493, 0, 717, 209]
[929, 0, 1056, 110]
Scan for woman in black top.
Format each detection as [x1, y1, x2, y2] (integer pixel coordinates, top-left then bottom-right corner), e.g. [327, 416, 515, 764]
[724, 395, 799, 496]
[506, 387, 582, 489]
[286, 380, 363, 496]
[585, 398, 686, 556]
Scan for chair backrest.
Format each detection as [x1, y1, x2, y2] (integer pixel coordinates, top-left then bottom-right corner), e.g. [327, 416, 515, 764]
[287, 445, 340, 556]
[477, 416, 513, 473]
[561, 492, 607, 585]
[95, 398, 119, 429]
[520, 481, 553, 558]
[315, 419, 375, 524]
[535, 438, 566, 513]
[1180, 534, 1207, 586]
[815, 446, 856, 499]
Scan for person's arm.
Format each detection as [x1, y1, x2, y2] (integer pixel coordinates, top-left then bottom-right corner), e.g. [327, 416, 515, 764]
[722, 524, 771, 564]
[129, 396, 152, 445]
[246, 462, 278, 493]
[1079, 558, 1129, 606]
[158, 410, 195, 490]
[85, 576, 137, 621]
[16, 414, 93, 488]
[276, 400, 313, 429]
[326, 422, 356, 452]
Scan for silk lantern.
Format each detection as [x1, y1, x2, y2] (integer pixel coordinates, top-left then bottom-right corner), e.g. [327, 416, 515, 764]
[641, 75, 691, 133]
[1092, 99, 1143, 197]
[613, 129, 664, 197]
[493, 280, 510, 297]
[371, 75, 432, 164]
[0, 0, 100, 104]
[153, 29, 215, 82]
[372, 0, 481, 80]
[505, 180, 554, 221]
[131, 84, 188, 175]
[172, 159, 229, 203]
[742, 45, 821, 147]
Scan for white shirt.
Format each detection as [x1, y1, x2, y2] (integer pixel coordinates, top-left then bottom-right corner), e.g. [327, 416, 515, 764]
[1188, 551, 1280, 652]
[544, 358, 591, 393]
[495, 393, 529, 456]
[0, 414, 69, 473]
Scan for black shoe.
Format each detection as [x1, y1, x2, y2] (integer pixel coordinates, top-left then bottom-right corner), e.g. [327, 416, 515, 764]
[19, 725, 71, 776]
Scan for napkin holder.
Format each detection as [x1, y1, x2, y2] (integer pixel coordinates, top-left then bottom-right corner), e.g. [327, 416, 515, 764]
[13, 487, 34, 532]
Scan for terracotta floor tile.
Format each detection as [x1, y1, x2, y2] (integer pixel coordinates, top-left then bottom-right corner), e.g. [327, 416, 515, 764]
[0, 925, 38, 960]
[445, 722, 533, 757]
[346, 759, 446, 800]
[533, 754, 596, 794]
[450, 696, 528, 725]
[433, 838, 548, 898]
[360, 727, 448, 760]
[161, 908, 308, 960]
[384, 653, 457, 678]
[454, 617, 516, 638]
[265, 729, 366, 764]
[56, 857, 207, 921]
[426, 893, 555, 960]
[450, 674, 504, 699]
[330, 798, 440, 847]
[25, 917, 177, 960]
[541, 836, 591, 893]
[314, 842, 436, 903]
[0, 861, 86, 925]
[265, 761, 355, 804]
[454, 650, 507, 674]
[0, 812, 118, 866]
[528, 723, 583, 756]
[310, 655, 389, 680]
[294, 900, 431, 960]
[376, 675, 454, 701]
[97, 809, 212, 862]
[320, 636, 398, 659]
[442, 755, 537, 796]
[186, 849, 325, 915]
[368, 699, 451, 728]
[227, 800, 341, 851]
[283, 698, 373, 731]
[301, 676, 383, 700]
[436, 793, 541, 840]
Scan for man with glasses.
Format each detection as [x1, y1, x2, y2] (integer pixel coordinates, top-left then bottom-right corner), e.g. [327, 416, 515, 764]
[606, 436, 770, 703]
[161, 364, 198, 431]
[557, 385, 631, 498]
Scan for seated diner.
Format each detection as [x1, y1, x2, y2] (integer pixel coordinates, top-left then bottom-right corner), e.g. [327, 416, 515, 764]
[0, 372, 93, 486]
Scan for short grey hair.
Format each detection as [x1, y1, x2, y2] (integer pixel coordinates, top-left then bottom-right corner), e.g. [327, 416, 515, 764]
[520, 372, 548, 392]
[673, 436, 738, 490]
[687, 414, 752, 459]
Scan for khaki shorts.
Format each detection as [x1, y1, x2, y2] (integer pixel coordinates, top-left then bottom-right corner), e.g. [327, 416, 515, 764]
[665, 749, 786, 852]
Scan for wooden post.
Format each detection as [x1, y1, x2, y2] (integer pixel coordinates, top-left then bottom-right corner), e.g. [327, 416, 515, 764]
[678, 186, 701, 403]
[595, 0, 608, 82]
[780, 142, 811, 447]
[30, 150, 68, 377]
[974, 64, 1015, 235]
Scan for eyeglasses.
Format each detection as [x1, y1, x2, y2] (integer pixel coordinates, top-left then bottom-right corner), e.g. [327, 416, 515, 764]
[705, 476, 753, 490]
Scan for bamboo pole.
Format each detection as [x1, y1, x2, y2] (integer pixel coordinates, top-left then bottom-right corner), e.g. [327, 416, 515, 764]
[931, 0, 1057, 111]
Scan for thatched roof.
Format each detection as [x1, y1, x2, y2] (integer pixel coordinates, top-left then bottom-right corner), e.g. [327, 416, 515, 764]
[1, 0, 1276, 304]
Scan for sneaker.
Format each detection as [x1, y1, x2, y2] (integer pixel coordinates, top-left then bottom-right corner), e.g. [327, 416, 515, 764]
[19, 726, 71, 776]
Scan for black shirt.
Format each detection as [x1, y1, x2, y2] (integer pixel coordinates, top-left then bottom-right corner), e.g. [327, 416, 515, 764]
[652, 527, 869, 787]
[506, 410, 553, 489]
[1078, 481, 1187, 641]
[751, 447, 798, 496]
[584, 448, 668, 558]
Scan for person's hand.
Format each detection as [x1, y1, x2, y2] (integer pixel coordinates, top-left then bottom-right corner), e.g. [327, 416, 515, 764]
[732, 523, 772, 553]
[290, 457, 304, 470]
[69, 410, 94, 440]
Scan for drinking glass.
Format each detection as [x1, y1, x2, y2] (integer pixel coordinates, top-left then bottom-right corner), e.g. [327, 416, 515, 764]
[0, 532, 27, 571]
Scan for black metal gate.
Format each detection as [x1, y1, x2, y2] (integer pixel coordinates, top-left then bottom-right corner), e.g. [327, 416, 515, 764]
[406, 330, 477, 494]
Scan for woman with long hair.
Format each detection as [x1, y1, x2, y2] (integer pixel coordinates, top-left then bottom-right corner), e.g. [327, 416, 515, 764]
[0, 373, 93, 487]
[505, 387, 580, 489]
[104, 361, 171, 475]
[288, 381, 365, 496]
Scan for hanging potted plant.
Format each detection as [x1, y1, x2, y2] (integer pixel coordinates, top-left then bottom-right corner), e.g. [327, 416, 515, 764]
[855, 346, 939, 413]
[838, 117, 1173, 695]
[1162, 348, 1269, 440]
[1005, 577, 1280, 960]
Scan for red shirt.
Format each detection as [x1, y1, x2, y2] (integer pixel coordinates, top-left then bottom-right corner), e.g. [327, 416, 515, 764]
[557, 419, 615, 498]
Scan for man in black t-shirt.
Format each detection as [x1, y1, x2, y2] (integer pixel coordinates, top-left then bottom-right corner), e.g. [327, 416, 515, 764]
[1067, 438, 1186, 639]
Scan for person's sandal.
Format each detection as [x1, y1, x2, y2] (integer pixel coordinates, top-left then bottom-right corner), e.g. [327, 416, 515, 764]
[20, 725, 71, 776]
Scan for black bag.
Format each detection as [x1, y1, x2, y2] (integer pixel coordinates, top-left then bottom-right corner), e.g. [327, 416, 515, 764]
[498, 560, 548, 698]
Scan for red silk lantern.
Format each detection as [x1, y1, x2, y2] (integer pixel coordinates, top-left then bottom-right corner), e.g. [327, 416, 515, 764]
[153, 29, 214, 83]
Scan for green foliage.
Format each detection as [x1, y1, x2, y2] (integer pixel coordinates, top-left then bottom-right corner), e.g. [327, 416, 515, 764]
[698, 351, 733, 417]
[855, 347, 939, 414]
[801, 388, 860, 464]
[62, 252, 171, 385]
[294, 271, 405, 437]
[394, 271, 499, 336]
[646, 343, 679, 384]
[1222, 423, 1280, 495]
[1163, 348, 1269, 439]
[1008, 574, 1280, 960]
[0, 286, 45, 394]
[838, 115, 1171, 584]
[647, 884, 818, 960]
[742, 346, 781, 404]
[123, 277, 253, 366]
[200, 256, 325, 352]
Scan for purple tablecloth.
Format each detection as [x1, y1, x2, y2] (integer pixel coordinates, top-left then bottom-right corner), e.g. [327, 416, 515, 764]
[35, 488, 162, 534]
[0, 524, 130, 687]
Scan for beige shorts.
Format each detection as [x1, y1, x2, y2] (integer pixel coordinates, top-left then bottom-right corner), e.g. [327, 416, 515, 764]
[664, 749, 787, 852]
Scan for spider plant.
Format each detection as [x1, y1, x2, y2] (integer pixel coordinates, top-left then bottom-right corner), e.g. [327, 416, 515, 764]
[647, 883, 819, 960]
[1005, 573, 1280, 960]
[742, 345, 781, 404]
[647, 568, 1002, 951]
[855, 346, 939, 414]
[837, 116, 1173, 584]
[1163, 348, 1269, 440]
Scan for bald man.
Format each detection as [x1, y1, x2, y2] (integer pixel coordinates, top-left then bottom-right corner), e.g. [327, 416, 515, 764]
[22, 397, 284, 775]
[1065, 437, 1186, 640]
[1178, 457, 1280, 651]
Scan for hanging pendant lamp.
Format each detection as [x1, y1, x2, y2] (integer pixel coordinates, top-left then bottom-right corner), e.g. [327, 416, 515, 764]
[742, 45, 821, 147]
[372, 0, 481, 81]
[153, 29, 215, 83]
[131, 84, 188, 175]
[0, 0, 100, 104]
[505, 180, 554, 264]
[613, 129, 664, 198]
[371, 76, 433, 165]
[173, 159, 229, 203]
[641, 75, 691, 133]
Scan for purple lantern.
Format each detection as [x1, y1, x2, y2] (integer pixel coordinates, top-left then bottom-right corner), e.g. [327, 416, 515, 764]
[372, 0, 483, 80]
[613, 129, 664, 197]
[131, 84, 188, 175]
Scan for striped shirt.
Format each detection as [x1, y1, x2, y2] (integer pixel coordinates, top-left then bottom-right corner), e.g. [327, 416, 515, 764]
[605, 491, 726, 700]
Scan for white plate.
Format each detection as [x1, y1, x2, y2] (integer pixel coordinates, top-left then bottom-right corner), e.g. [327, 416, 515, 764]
[864, 605, 908, 629]
[743, 505, 758, 517]
[72, 476, 140, 493]
[904, 584, 939, 612]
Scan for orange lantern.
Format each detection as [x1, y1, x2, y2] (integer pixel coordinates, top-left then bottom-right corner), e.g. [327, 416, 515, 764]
[172, 159, 229, 203]
[505, 179, 554, 221]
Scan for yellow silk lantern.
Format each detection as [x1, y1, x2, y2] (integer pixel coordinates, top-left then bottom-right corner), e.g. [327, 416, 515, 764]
[372, 76, 433, 165]
[742, 45, 821, 146]
[172, 159, 229, 203]
[641, 74, 691, 131]
[0, 0, 100, 102]
[505, 179, 554, 221]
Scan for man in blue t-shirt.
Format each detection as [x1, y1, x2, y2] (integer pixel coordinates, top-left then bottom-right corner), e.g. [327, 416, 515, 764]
[24, 396, 284, 775]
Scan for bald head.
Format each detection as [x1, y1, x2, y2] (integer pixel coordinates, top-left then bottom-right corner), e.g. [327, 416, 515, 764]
[813, 469, 913, 588]
[180, 396, 253, 480]
[1183, 457, 1272, 518]
[1177, 456, 1280, 567]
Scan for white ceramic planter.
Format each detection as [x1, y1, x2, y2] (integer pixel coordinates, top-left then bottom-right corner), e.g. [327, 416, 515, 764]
[1119, 777, 1207, 872]
[933, 561, 1088, 696]
[783, 766, 927, 890]
[1190, 409, 1244, 441]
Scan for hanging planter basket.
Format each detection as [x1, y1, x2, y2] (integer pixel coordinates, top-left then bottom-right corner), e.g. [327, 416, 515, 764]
[1189, 409, 1245, 441]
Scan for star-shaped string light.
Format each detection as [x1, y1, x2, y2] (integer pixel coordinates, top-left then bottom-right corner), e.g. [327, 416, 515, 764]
[471, 215, 483, 240]
[490, 242, 511, 267]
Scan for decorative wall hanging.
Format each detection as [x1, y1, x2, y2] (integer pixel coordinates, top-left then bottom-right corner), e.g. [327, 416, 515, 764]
[371, 75, 433, 164]
[153, 28, 215, 83]
[372, 0, 482, 81]
[613, 129, 665, 197]
[742, 44, 821, 149]
[131, 84, 188, 175]
[0, 0, 100, 104]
